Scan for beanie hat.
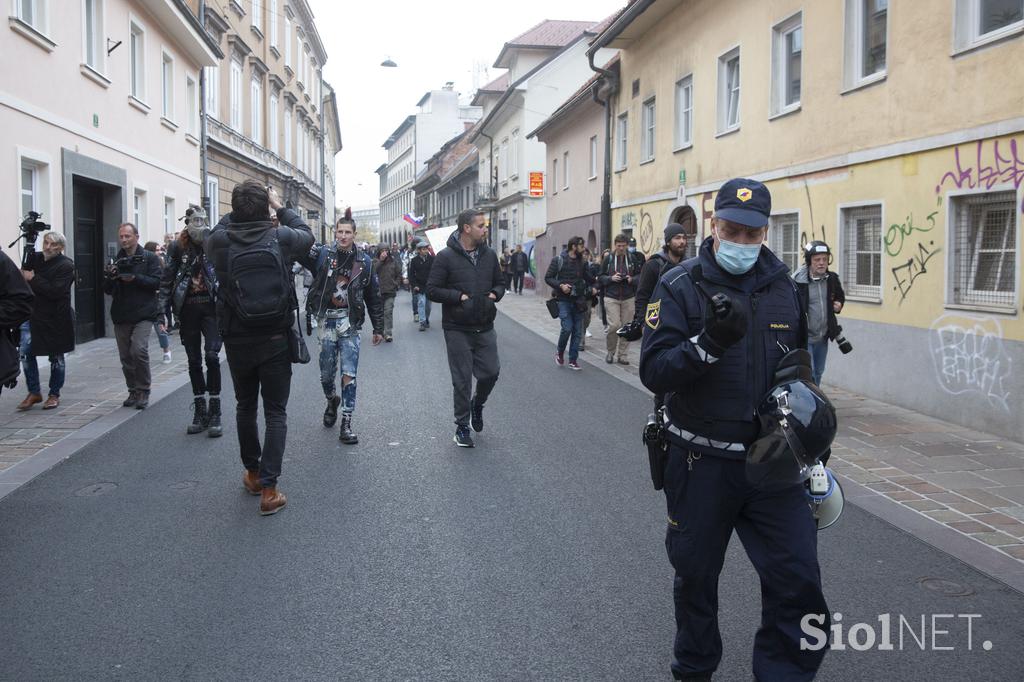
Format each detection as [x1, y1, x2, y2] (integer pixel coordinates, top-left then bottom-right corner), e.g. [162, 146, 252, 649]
[664, 222, 686, 243]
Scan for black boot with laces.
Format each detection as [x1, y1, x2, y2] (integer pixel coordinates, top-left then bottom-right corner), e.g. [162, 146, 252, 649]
[187, 396, 208, 434]
[339, 413, 358, 444]
[207, 396, 223, 438]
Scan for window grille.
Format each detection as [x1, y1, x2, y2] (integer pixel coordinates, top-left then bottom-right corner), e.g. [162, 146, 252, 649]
[953, 191, 1017, 307]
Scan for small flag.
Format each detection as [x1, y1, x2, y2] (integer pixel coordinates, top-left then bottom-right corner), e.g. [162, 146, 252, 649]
[403, 212, 424, 227]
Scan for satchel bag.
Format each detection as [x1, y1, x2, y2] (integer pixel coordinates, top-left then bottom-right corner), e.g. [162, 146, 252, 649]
[545, 297, 560, 319]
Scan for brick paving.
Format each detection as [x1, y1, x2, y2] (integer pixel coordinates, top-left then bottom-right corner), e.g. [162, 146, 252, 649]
[498, 290, 1024, 567]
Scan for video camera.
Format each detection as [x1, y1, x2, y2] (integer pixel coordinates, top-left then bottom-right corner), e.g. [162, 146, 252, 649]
[8, 211, 50, 267]
[105, 253, 146, 279]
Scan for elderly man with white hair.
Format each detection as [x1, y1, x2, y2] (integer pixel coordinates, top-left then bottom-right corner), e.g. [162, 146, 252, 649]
[17, 230, 76, 410]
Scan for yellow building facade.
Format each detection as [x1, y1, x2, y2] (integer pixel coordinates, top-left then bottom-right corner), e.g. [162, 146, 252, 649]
[591, 0, 1024, 439]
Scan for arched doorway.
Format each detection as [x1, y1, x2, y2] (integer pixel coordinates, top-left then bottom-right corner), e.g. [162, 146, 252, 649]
[668, 205, 699, 259]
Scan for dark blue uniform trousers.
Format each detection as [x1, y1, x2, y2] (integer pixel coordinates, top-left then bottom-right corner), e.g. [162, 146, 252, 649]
[663, 446, 830, 681]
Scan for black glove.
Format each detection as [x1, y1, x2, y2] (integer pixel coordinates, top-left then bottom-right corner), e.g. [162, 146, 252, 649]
[773, 348, 813, 385]
[701, 292, 747, 354]
[617, 319, 644, 341]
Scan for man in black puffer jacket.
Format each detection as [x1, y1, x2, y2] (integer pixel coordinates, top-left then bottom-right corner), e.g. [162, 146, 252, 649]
[427, 209, 505, 448]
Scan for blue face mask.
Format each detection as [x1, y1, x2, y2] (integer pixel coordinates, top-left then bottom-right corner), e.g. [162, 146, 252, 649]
[714, 231, 763, 274]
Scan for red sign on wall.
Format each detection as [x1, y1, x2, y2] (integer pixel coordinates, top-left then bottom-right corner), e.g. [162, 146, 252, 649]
[529, 172, 544, 197]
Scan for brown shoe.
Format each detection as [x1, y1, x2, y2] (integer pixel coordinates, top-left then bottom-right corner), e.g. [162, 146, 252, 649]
[17, 393, 42, 411]
[259, 486, 287, 516]
[42, 395, 60, 410]
[242, 470, 263, 496]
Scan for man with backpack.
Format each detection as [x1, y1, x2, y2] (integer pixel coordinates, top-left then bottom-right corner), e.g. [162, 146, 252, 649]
[544, 236, 596, 371]
[599, 234, 643, 365]
[207, 181, 314, 516]
[301, 210, 384, 445]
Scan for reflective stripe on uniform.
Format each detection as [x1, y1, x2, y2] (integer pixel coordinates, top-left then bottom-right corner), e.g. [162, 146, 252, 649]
[662, 411, 746, 452]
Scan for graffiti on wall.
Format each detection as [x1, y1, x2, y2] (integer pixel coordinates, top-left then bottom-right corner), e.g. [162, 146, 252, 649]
[620, 211, 637, 234]
[935, 138, 1024, 212]
[885, 211, 937, 257]
[892, 241, 941, 303]
[637, 209, 656, 254]
[929, 314, 1013, 412]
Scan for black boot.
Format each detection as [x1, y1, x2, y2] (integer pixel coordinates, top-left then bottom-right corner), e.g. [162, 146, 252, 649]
[187, 397, 207, 434]
[323, 394, 341, 427]
[339, 413, 358, 444]
[207, 397, 223, 438]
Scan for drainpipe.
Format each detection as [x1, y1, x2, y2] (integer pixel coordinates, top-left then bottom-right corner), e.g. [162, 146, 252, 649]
[199, 0, 209, 217]
[478, 130, 495, 248]
[319, 73, 326, 243]
[588, 51, 617, 252]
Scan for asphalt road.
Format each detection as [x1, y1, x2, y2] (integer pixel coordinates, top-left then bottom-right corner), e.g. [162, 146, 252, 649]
[1, 295, 1023, 681]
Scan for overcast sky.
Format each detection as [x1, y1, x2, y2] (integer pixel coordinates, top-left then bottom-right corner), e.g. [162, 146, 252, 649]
[308, 0, 627, 211]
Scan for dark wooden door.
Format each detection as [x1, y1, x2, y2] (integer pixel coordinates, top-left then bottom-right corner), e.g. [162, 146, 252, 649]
[73, 181, 104, 342]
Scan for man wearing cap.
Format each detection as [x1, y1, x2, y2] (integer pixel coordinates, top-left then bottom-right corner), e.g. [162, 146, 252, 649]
[639, 178, 828, 681]
[408, 241, 434, 332]
[794, 241, 845, 386]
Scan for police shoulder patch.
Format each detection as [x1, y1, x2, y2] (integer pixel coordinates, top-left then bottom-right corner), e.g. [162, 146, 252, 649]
[645, 300, 661, 330]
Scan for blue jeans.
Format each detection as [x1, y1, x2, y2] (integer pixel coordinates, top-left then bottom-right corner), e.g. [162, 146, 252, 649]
[808, 339, 828, 386]
[318, 318, 361, 414]
[416, 291, 431, 324]
[153, 320, 170, 351]
[19, 321, 66, 397]
[557, 300, 584, 361]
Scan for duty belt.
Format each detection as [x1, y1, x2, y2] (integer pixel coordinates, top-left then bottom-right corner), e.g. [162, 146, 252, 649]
[661, 412, 747, 453]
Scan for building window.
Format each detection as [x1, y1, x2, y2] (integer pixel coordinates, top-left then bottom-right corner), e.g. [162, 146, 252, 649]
[161, 52, 174, 120]
[771, 14, 802, 115]
[130, 20, 145, 101]
[641, 97, 656, 162]
[16, 0, 47, 32]
[500, 138, 508, 182]
[20, 162, 37, 216]
[185, 74, 197, 135]
[954, 0, 1024, 51]
[285, 17, 292, 69]
[206, 176, 219, 225]
[511, 207, 518, 236]
[251, 78, 262, 144]
[952, 191, 1017, 308]
[269, 94, 278, 154]
[269, 0, 278, 48]
[284, 108, 292, 161]
[717, 48, 741, 133]
[251, 0, 261, 31]
[562, 151, 570, 190]
[769, 213, 801, 272]
[615, 112, 628, 170]
[133, 188, 146, 233]
[163, 197, 174, 234]
[552, 158, 558, 195]
[845, 0, 888, 88]
[83, 0, 104, 72]
[674, 75, 693, 149]
[589, 135, 598, 179]
[205, 65, 219, 119]
[229, 59, 242, 130]
[510, 128, 519, 178]
[842, 204, 883, 299]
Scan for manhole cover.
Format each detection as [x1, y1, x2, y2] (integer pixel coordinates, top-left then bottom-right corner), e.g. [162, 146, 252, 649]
[74, 482, 118, 497]
[918, 577, 975, 597]
[168, 481, 198, 491]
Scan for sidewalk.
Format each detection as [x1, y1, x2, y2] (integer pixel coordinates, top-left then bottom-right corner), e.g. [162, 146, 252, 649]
[498, 290, 1024, 583]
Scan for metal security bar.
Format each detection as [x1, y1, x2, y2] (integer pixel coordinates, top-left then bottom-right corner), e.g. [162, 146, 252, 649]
[769, 213, 800, 272]
[953, 191, 1017, 308]
[843, 205, 882, 298]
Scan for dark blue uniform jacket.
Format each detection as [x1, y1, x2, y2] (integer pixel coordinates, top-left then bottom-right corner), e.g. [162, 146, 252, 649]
[639, 237, 806, 460]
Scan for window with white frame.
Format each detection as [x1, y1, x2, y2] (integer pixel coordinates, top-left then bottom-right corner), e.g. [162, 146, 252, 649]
[284, 107, 292, 162]
[511, 207, 518, 236]
[229, 59, 242, 130]
[563, 151, 570, 190]
[589, 135, 598, 179]
[269, 94, 278, 154]
[130, 20, 146, 100]
[186, 74, 197, 135]
[20, 161, 38, 217]
[297, 40, 304, 85]
[84, 0, 104, 72]
[842, 204, 883, 298]
[952, 191, 1017, 307]
[206, 176, 219, 225]
[717, 48, 741, 133]
[769, 213, 801, 272]
[510, 129, 519, 178]
[133, 188, 147, 232]
[205, 65, 219, 119]
[163, 197, 174, 234]
[500, 139, 508, 181]
[641, 97, 656, 162]
[251, 78, 262, 143]
[674, 75, 693, 149]
[269, 0, 278, 48]
[251, 0, 261, 31]
[161, 52, 174, 120]
[285, 17, 292, 69]
[552, 158, 558, 194]
[771, 14, 802, 115]
[844, 0, 888, 88]
[615, 112, 628, 170]
[955, 0, 1024, 50]
[16, 0, 48, 32]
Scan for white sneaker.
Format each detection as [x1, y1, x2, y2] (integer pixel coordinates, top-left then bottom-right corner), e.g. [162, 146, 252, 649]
[162, 351, 172, 364]
[585, 330, 593, 338]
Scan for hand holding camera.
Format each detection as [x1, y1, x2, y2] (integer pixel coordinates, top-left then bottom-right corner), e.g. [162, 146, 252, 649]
[704, 292, 748, 350]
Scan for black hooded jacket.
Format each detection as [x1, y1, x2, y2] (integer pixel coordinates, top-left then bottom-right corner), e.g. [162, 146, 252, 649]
[426, 232, 505, 333]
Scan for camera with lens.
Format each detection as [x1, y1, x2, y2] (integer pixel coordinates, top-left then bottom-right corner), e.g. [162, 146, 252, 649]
[105, 254, 146, 279]
[8, 212, 50, 266]
[833, 325, 853, 354]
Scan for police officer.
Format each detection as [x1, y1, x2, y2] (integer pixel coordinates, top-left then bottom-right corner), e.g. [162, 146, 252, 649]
[639, 178, 829, 681]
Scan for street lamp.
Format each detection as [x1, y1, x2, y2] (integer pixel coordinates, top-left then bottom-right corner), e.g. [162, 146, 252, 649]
[380, 56, 397, 67]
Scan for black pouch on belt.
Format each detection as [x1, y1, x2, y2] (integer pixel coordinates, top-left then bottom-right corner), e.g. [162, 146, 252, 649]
[643, 410, 668, 490]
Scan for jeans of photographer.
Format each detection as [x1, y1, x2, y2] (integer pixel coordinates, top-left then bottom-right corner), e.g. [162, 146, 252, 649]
[19, 321, 65, 397]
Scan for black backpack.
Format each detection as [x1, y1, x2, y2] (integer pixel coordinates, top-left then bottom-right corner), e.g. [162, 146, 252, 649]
[221, 231, 293, 326]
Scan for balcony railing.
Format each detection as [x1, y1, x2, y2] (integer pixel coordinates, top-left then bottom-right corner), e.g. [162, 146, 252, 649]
[207, 117, 322, 195]
[475, 182, 497, 203]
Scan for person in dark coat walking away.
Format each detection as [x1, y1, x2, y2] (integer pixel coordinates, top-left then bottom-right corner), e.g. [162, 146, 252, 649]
[427, 209, 505, 448]
[408, 241, 434, 331]
[1, 248, 34, 395]
[372, 244, 402, 341]
[510, 244, 529, 295]
[17, 231, 72, 409]
[103, 223, 163, 410]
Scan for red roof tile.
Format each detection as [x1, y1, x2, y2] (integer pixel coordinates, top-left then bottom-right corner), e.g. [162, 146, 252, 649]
[506, 19, 597, 48]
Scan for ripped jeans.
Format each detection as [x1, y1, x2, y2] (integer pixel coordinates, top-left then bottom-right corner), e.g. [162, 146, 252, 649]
[19, 321, 66, 397]
[318, 316, 361, 414]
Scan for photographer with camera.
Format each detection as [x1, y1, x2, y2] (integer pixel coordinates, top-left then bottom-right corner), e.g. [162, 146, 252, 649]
[793, 240, 847, 386]
[544, 235, 596, 371]
[17, 231, 75, 410]
[104, 223, 163, 410]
